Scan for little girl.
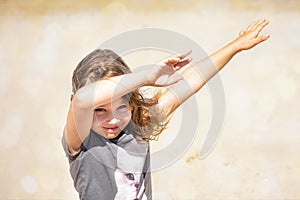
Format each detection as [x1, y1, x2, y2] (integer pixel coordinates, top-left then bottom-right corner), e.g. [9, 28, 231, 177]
[62, 19, 269, 200]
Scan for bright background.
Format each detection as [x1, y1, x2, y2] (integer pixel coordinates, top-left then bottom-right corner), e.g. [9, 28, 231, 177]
[0, 0, 299, 199]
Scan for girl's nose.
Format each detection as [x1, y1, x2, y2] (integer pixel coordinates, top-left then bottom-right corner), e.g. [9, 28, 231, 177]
[108, 117, 120, 125]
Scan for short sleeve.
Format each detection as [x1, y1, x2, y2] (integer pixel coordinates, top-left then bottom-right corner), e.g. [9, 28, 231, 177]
[61, 131, 82, 162]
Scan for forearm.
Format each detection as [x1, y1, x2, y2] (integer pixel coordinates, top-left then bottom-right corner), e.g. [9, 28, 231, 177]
[185, 39, 239, 93]
[73, 70, 148, 109]
[159, 40, 240, 114]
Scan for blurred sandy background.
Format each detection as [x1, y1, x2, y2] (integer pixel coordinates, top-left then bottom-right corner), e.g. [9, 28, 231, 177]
[0, 0, 299, 199]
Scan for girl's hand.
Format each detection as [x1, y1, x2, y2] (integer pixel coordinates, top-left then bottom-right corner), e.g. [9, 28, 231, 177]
[147, 50, 192, 87]
[233, 19, 270, 52]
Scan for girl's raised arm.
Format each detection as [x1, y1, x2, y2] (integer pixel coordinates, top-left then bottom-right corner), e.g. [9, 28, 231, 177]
[64, 51, 190, 154]
[158, 19, 270, 116]
[65, 71, 150, 154]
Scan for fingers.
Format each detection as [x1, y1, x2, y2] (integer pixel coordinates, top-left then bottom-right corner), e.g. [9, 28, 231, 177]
[163, 51, 192, 69]
[165, 57, 181, 64]
[249, 26, 270, 48]
[256, 33, 270, 44]
[255, 19, 269, 34]
[240, 19, 270, 41]
[177, 49, 192, 59]
[174, 57, 192, 69]
[246, 19, 269, 33]
[246, 20, 258, 31]
[247, 19, 260, 31]
[253, 19, 270, 42]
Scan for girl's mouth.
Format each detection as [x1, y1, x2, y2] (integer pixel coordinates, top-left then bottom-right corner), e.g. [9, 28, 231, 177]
[103, 126, 119, 132]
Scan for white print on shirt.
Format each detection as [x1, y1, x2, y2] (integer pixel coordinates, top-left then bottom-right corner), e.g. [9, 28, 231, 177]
[114, 147, 147, 200]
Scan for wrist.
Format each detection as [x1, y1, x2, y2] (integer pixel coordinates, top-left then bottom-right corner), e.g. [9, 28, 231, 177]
[143, 65, 160, 86]
[136, 68, 154, 86]
[227, 39, 243, 54]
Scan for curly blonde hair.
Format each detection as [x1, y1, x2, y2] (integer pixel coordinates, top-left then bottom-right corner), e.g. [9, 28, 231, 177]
[72, 49, 169, 140]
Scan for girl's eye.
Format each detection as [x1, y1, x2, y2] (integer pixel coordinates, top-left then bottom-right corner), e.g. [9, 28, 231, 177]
[117, 105, 129, 112]
[95, 108, 106, 113]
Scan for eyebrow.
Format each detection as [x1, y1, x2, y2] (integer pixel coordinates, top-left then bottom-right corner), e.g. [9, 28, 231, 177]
[95, 104, 106, 109]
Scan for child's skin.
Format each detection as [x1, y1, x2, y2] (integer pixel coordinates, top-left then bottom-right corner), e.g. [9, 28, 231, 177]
[64, 19, 269, 155]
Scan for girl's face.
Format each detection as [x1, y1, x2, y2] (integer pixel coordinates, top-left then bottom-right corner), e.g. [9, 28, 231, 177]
[91, 97, 132, 139]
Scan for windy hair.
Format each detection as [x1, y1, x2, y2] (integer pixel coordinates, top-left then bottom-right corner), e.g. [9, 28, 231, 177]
[72, 49, 169, 140]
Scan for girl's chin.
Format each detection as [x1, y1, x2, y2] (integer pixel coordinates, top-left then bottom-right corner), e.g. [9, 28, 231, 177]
[105, 133, 120, 139]
[92, 126, 124, 139]
[101, 129, 122, 139]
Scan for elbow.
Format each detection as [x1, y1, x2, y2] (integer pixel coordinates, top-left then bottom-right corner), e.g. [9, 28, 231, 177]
[72, 89, 93, 110]
[156, 101, 174, 117]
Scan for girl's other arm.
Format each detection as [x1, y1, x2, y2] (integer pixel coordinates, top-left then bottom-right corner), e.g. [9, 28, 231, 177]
[158, 19, 270, 115]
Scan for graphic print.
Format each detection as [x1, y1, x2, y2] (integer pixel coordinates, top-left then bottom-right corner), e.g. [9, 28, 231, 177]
[114, 147, 147, 200]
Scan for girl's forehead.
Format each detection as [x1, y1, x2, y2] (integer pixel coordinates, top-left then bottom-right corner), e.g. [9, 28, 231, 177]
[113, 97, 129, 105]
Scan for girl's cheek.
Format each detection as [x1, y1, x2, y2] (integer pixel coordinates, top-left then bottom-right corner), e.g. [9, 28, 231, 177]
[124, 115, 131, 122]
[94, 114, 105, 124]
[123, 112, 132, 121]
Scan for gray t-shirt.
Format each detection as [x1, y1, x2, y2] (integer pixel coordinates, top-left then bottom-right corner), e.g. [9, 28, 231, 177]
[62, 129, 152, 200]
